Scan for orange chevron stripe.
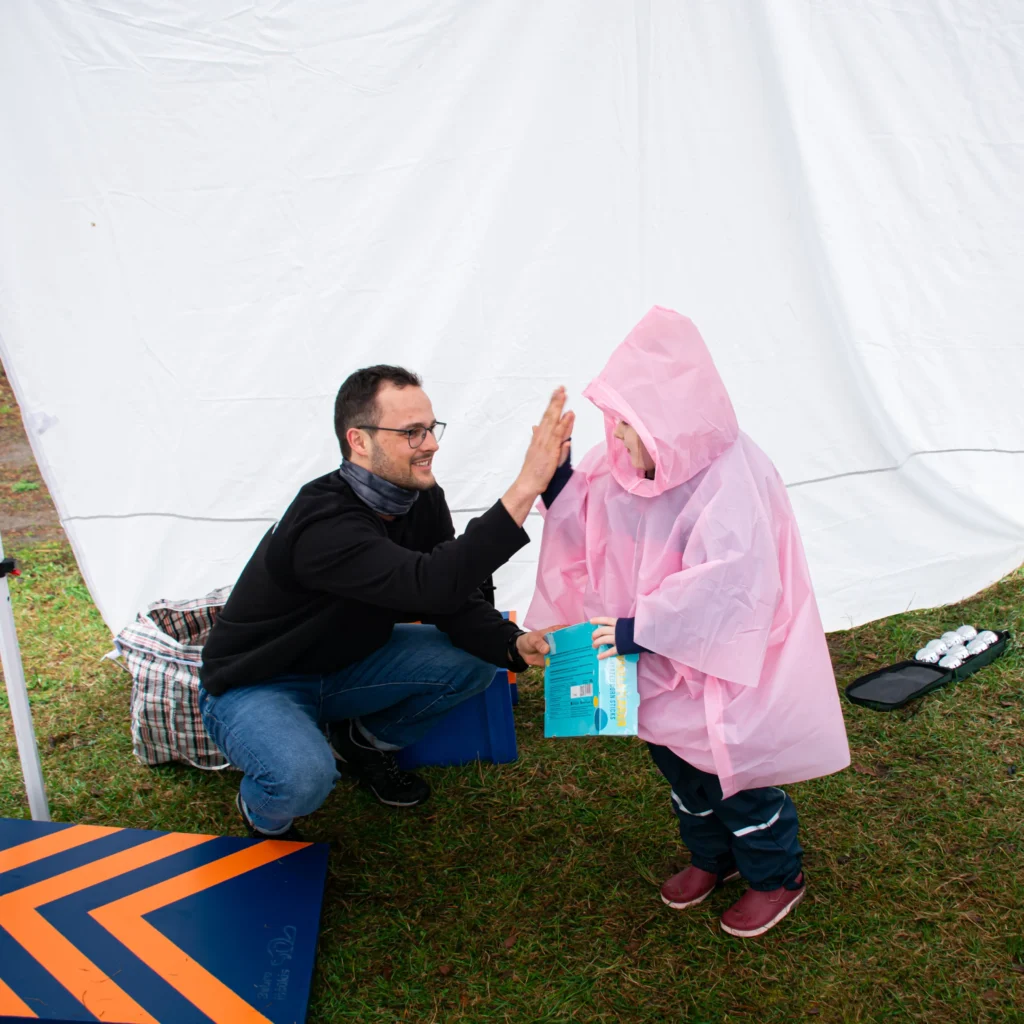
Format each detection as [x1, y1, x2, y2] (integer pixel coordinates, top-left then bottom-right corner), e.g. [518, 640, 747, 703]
[0, 823, 118, 874]
[508, 610, 518, 685]
[0, 831, 214, 1024]
[91, 839, 310, 1024]
[0, 975, 36, 1017]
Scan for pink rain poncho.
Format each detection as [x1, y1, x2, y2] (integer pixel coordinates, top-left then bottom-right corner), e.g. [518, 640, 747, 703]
[526, 307, 850, 798]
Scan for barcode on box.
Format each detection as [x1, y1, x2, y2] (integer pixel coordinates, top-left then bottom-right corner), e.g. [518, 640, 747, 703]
[570, 683, 594, 699]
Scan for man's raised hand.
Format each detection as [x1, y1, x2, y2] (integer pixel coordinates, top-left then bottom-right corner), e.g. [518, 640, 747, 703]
[521, 387, 575, 492]
[501, 388, 575, 526]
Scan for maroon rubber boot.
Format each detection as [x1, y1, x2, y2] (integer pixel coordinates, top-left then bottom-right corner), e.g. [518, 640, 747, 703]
[660, 865, 741, 910]
[719, 874, 806, 937]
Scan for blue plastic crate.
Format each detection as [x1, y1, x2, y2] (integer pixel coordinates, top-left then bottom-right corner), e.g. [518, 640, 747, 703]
[396, 669, 518, 769]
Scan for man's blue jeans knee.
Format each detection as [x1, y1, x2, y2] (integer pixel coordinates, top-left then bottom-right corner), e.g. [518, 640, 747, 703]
[199, 681, 341, 832]
[199, 625, 499, 832]
[344, 625, 497, 749]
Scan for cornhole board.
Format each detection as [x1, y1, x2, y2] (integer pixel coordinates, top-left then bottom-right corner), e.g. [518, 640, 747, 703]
[0, 818, 329, 1023]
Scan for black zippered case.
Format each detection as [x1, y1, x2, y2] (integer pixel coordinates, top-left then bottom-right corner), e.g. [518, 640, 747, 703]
[844, 631, 1011, 711]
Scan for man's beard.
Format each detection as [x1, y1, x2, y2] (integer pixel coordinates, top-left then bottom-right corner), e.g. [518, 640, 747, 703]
[369, 442, 435, 491]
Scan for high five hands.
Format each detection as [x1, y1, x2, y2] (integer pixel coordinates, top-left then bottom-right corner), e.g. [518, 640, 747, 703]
[501, 388, 575, 526]
[498, 387, 574, 659]
[522, 386, 574, 491]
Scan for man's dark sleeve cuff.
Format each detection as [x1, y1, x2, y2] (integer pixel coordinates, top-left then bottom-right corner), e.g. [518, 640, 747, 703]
[506, 628, 529, 673]
[478, 499, 531, 555]
[541, 458, 574, 509]
[615, 617, 651, 655]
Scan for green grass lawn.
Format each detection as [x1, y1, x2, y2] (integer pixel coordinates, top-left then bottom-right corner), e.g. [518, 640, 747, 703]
[1, 541, 1022, 1023]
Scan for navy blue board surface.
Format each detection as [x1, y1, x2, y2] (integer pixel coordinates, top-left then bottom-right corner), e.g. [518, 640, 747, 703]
[0, 817, 328, 1024]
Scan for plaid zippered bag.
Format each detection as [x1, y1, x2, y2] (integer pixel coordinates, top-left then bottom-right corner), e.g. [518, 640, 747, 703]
[113, 587, 234, 770]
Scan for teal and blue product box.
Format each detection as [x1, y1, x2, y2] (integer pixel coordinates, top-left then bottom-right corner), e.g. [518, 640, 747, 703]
[543, 622, 639, 738]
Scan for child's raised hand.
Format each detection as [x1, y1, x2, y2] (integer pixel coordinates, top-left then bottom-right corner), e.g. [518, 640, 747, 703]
[590, 616, 618, 660]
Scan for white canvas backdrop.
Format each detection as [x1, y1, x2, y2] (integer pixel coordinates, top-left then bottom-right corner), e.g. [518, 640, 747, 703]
[1, 0, 1023, 634]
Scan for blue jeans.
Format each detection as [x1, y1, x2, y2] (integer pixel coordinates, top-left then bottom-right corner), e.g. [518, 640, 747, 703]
[647, 743, 804, 891]
[199, 625, 496, 832]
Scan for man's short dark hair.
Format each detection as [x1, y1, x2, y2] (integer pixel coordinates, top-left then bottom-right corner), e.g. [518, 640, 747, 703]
[334, 364, 423, 459]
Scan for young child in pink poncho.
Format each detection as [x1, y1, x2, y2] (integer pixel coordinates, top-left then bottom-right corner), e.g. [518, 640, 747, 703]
[526, 307, 850, 938]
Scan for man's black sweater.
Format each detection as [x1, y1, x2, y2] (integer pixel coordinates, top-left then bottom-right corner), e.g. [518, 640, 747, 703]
[200, 470, 529, 696]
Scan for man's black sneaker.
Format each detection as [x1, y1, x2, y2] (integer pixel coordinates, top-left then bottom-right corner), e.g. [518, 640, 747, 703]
[328, 720, 431, 808]
[236, 792, 305, 842]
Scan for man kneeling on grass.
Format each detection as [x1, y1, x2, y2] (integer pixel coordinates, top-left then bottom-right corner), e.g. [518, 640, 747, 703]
[199, 365, 572, 839]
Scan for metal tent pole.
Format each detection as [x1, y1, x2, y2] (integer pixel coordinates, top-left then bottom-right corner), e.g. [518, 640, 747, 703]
[0, 532, 50, 821]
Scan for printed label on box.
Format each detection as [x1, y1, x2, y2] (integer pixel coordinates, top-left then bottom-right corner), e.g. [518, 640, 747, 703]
[543, 622, 639, 738]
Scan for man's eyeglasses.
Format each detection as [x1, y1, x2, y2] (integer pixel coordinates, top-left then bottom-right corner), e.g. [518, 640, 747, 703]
[356, 421, 446, 449]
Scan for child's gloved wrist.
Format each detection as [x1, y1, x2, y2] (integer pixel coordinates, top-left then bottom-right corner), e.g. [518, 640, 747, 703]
[614, 617, 652, 656]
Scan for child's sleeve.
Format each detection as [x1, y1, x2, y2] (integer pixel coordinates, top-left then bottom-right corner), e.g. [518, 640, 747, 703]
[540, 457, 574, 508]
[633, 482, 782, 688]
[523, 450, 596, 629]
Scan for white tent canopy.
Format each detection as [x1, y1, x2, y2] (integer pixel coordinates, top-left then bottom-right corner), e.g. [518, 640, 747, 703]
[2, 1, 1023, 637]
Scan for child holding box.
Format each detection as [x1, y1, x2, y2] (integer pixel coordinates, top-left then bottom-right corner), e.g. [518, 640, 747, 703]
[527, 307, 849, 937]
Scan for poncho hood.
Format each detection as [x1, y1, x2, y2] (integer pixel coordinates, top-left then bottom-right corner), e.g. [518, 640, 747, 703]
[582, 306, 739, 497]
